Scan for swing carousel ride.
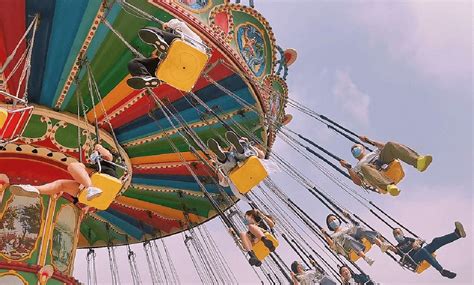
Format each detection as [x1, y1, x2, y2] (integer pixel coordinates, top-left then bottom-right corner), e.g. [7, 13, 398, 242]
[0, 0, 456, 284]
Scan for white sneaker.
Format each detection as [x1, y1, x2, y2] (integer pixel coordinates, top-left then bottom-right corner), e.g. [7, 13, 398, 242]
[380, 242, 390, 252]
[9, 184, 40, 198]
[364, 256, 375, 266]
[86, 187, 103, 201]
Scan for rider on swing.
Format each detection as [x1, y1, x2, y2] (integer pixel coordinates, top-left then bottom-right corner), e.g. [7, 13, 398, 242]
[126, 18, 205, 90]
[9, 144, 118, 201]
[340, 136, 432, 196]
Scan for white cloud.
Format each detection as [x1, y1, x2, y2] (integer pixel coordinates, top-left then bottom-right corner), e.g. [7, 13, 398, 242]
[352, 1, 472, 90]
[332, 70, 371, 127]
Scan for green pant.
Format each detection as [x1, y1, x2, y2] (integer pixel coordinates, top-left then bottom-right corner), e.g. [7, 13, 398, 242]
[360, 142, 420, 190]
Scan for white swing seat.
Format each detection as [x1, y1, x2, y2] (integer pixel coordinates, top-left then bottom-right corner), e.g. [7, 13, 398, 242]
[77, 173, 122, 210]
[156, 39, 208, 92]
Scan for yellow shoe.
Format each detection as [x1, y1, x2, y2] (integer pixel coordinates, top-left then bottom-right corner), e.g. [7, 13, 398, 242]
[416, 155, 432, 172]
[387, 184, 400, 196]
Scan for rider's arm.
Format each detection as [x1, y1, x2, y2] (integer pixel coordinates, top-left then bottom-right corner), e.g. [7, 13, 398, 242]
[321, 229, 335, 247]
[257, 210, 275, 228]
[360, 136, 385, 149]
[290, 272, 299, 285]
[95, 144, 113, 161]
[164, 19, 184, 31]
[253, 146, 265, 159]
[341, 160, 363, 186]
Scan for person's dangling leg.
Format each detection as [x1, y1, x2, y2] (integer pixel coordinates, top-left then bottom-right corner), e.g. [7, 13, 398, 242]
[139, 27, 179, 52]
[68, 162, 102, 201]
[207, 138, 227, 162]
[239, 232, 253, 252]
[354, 228, 390, 252]
[127, 57, 162, 89]
[360, 164, 400, 196]
[248, 225, 275, 252]
[35, 180, 81, 197]
[379, 141, 432, 172]
[67, 162, 92, 188]
[225, 131, 245, 155]
[240, 232, 262, 266]
[423, 222, 465, 254]
[412, 248, 453, 276]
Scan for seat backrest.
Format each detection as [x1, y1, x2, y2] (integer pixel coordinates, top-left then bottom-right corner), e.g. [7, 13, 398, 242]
[77, 173, 123, 210]
[252, 232, 279, 261]
[156, 39, 209, 92]
[383, 159, 405, 184]
[348, 238, 372, 262]
[228, 156, 268, 194]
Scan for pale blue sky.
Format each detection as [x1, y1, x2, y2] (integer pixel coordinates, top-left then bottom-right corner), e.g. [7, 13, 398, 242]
[74, 1, 473, 284]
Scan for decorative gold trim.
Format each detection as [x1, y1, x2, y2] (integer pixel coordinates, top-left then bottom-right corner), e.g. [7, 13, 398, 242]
[209, 4, 235, 43]
[234, 21, 268, 80]
[98, 91, 146, 126]
[123, 107, 252, 147]
[49, 203, 79, 274]
[131, 183, 209, 198]
[68, 209, 85, 275]
[0, 270, 27, 284]
[54, 4, 107, 109]
[37, 195, 57, 266]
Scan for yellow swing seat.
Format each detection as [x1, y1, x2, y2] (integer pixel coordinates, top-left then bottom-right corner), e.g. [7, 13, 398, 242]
[348, 238, 373, 262]
[252, 232, 279, 261]
[156, 39, 209, 92]
[415, 253, 436, 274]
[382, 159, 405, 184]
[228, 156, 268, 194]
[77, 173, 122, 210]
[0, 107, 8, 129]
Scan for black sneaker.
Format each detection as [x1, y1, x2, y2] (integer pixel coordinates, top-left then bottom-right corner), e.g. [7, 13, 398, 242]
[454, 221, 466, 238]
[127, 76, 161, 90]
[261, 237, 275, 252]
[138, 27, 169, 53]
[225, 131, 244, 154]
[207, 138, 226, 162]
[441, 269, 456, 279]
[248, 251, 262, 267]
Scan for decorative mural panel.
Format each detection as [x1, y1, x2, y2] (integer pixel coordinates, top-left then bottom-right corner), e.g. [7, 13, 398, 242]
[177, 0, 213, 12]
[51, 204, 78, 273]
[236, 23, 266, 77]
[0, 195, 42, 261]
[263, 75, 288, 127]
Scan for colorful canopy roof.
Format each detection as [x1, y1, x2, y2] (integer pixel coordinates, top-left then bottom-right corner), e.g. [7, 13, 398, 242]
[0, 0, 290, 247]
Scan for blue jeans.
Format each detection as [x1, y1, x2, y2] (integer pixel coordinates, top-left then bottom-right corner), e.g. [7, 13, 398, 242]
[412, 232, 459, 272]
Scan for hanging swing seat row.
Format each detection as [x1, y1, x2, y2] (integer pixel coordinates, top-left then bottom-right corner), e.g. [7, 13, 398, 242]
[229, 156, 269, 194]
